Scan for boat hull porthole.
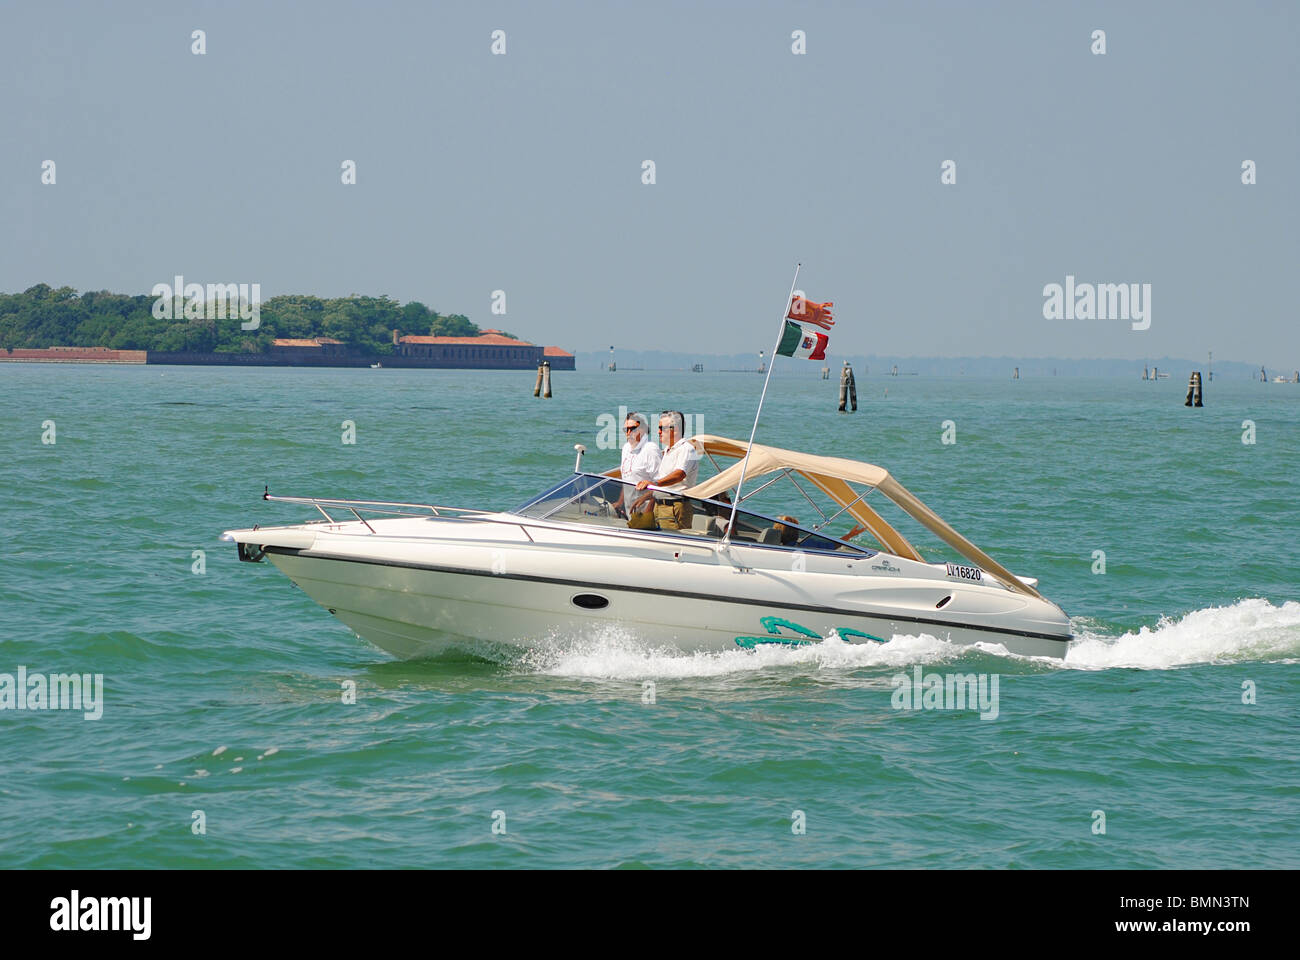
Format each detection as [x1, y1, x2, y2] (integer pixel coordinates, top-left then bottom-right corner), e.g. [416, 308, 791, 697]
[572, 593, 610, 610]
[936, 595, 953, 609]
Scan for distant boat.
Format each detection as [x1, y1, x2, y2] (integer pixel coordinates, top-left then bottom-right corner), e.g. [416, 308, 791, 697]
[1272, 375, 1288, 383]
[370, 362, 382, 369]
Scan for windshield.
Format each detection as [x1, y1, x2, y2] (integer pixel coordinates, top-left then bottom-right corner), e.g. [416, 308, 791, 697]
[513, 473, 873, 555]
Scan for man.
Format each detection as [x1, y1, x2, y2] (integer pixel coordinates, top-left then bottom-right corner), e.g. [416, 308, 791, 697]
[636, 410, 701, 531]
[613, 412, 661, 528]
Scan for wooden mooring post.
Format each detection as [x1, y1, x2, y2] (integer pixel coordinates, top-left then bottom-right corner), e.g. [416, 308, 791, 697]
[533, 361, 553, 397]
[838, 362, 858, 412]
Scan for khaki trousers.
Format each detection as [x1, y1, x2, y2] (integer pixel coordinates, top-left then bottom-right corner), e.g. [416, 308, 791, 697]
[653, 500, 693, 531]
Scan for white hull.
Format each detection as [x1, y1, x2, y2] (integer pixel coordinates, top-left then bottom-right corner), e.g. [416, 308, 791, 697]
[243, 513, 1073, 660]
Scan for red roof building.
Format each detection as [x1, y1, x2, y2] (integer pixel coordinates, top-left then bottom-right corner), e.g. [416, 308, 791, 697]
[270, 336, 346, 357]
[390, 330, 576, 370]
[399, 333, 531, 346]
[396, 330, 540, 368]
[543, 345, 575, 369]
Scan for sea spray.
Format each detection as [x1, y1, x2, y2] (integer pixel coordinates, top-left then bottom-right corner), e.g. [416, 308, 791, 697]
[1063, 599, 1300, 670]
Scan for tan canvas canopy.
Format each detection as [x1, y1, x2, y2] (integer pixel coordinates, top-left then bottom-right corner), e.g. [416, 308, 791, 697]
[678, 434, 1043, 599]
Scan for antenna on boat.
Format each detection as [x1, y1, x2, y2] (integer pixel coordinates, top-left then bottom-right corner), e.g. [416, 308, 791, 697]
[723, 262, 802, 544]
[573, 444, 587, 473]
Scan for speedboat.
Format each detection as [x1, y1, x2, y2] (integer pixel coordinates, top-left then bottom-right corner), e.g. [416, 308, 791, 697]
[221, 435, 1074, 660]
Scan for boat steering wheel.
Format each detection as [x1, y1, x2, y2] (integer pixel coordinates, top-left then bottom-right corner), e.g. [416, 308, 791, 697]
[577, 489, 615, 518]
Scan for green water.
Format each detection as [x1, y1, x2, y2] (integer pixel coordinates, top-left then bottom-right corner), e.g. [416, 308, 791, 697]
[1, 364, 1297, 868]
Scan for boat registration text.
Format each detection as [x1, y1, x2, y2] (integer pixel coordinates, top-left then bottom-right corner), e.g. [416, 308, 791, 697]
[945, 562, 982, 582]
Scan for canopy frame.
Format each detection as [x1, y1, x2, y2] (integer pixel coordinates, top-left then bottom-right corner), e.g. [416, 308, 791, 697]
[676, 434, 1045, 599]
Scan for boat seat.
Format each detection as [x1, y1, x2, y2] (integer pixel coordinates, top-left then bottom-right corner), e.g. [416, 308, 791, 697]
[672, 513, 727, 538]
[758, 527, 783, 545]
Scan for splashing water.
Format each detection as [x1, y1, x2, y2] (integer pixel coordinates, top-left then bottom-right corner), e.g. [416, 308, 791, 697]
[510, 598, 1300, 680]
[1062, 598, 1300, 670]
[514, 623, 958, 680]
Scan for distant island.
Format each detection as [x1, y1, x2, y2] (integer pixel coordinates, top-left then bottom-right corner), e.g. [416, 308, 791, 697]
[0, 285, 573, 369]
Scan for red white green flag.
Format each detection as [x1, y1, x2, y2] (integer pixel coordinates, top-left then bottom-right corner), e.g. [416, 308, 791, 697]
[776, 319, 828, 360]
[776, 294, 833, 359]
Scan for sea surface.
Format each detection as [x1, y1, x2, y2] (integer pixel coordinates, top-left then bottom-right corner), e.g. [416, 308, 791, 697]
[1, 364, 1297, 869]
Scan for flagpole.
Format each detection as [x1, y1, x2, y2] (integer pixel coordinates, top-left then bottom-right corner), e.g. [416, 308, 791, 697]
[723, 261, 801, 543]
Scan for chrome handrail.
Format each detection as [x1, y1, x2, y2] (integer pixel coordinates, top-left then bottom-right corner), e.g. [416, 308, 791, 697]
[263, 492, 486, 524]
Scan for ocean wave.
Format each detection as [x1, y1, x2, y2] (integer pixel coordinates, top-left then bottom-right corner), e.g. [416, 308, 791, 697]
[1062, 598, 1300, 670]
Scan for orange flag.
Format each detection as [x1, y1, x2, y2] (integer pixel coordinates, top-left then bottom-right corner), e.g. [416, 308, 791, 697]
[787, 296, 834, 330]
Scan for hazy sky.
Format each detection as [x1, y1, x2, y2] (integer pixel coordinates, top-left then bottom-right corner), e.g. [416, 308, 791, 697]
[2, 1, 1295, 363]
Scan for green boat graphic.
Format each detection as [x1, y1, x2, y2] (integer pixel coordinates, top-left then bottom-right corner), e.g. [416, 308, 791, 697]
[734, 615, 886, 649]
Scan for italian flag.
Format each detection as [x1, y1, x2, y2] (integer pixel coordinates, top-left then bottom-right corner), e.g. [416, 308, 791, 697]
[776, 319, 828, 360]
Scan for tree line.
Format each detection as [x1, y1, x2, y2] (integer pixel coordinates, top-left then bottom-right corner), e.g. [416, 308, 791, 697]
[0, 285, 487, 355]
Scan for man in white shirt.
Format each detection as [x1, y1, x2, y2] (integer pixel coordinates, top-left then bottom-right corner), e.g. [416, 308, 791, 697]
[613, 412, 661, 526]
[635, 410, 701, 531]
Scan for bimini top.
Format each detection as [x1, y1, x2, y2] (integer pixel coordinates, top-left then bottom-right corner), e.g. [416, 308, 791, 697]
[678, 434, 1044, 599]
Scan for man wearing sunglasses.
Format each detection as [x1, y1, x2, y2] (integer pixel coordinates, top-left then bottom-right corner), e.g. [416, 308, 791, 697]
[614, 412, 661, 528]
[635, 410, 701, 531]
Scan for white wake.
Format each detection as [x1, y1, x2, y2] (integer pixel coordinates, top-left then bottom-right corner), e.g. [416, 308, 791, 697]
[511, 598, 1300, 679]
